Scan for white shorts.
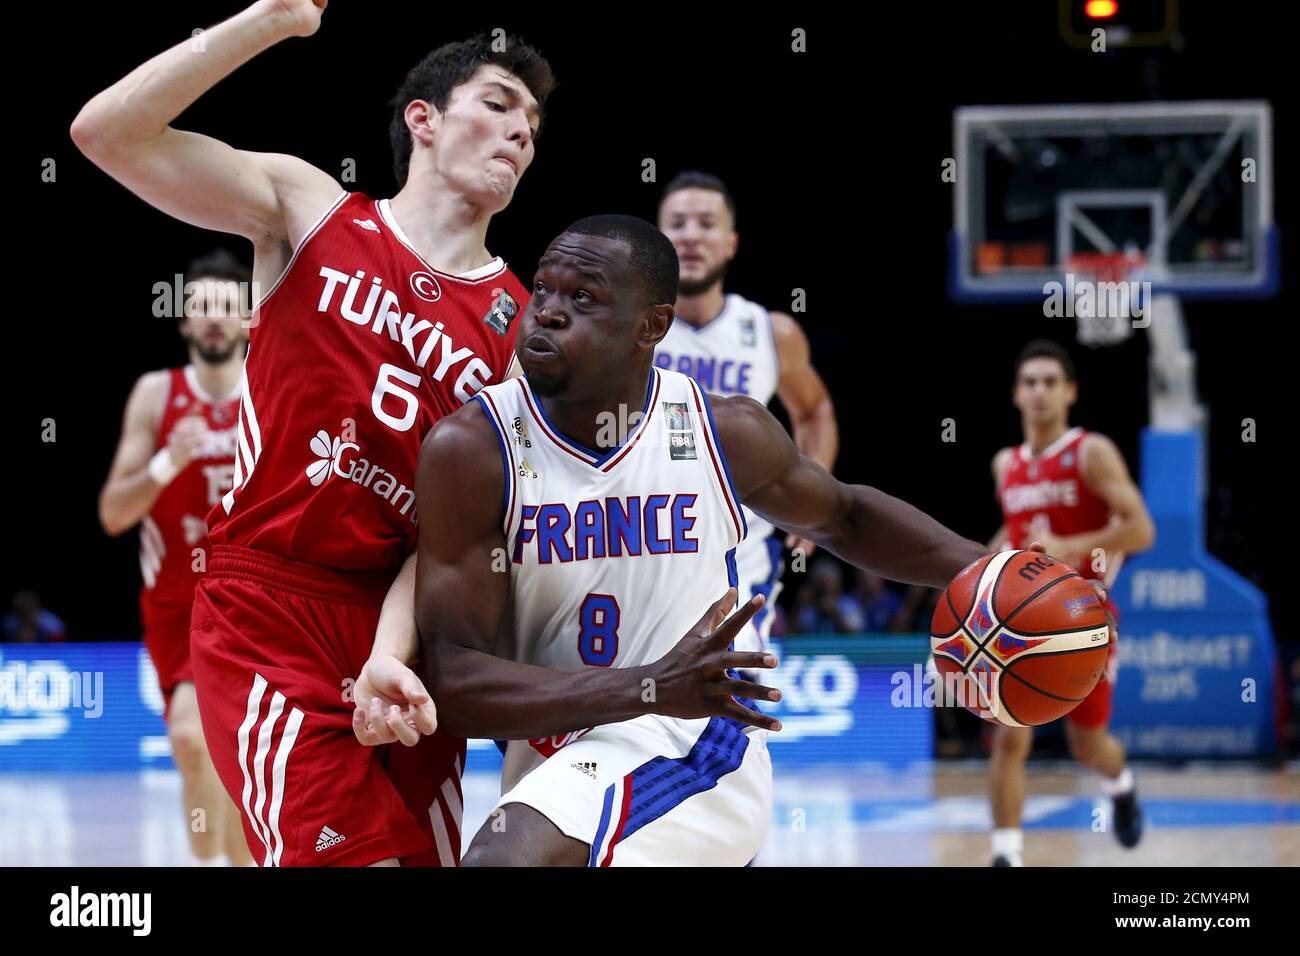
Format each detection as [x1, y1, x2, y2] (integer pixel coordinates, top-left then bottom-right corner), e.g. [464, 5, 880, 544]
[494, 714, 772, 866]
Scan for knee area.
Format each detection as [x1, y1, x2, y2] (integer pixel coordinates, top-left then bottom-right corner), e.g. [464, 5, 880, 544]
[1068, 730, 1106, 767]
[461, 844, 515, 868]
[168, 719, 209, 770]
[991, 728, 1032, 760]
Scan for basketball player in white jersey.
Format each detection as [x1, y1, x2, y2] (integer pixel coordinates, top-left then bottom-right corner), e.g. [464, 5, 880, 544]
[385, 215, 990, 865]
[99, 251, 252, 866]
[655, 172, 839, 655]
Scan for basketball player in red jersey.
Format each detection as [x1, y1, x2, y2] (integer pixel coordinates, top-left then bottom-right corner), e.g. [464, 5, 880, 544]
[99, 250, 253, 867]
[987, 340, 1155, 866]
[73, 1, 554, 865]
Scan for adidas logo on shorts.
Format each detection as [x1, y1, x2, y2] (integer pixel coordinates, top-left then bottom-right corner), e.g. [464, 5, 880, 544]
[571, 761, 598, 778]
[315, 826, 346, 852]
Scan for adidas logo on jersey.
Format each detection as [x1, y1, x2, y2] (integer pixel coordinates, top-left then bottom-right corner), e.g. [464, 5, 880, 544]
[353, 218, 380, 233]
[315, 826, 346, 851]
[571, 761, 598, 778]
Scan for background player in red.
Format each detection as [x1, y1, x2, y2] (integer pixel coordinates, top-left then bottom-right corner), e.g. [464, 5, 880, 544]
[99, 250, 252, 867]
[987, 339, 1156, 866]
[73, 0, 554, 865]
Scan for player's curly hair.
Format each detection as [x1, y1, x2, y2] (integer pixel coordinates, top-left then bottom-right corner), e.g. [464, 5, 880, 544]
[389, 34, 557, 188]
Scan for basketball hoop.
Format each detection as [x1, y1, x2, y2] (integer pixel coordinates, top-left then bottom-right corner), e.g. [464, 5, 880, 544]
[1065, 251, 1145, 348]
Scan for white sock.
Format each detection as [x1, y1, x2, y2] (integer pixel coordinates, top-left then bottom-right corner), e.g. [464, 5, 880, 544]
[1100, 766, 1135, 797]
[992, 827, 1024, 865]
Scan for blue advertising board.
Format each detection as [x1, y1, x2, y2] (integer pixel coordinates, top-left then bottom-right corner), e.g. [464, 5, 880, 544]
[0, 637, 935, 773]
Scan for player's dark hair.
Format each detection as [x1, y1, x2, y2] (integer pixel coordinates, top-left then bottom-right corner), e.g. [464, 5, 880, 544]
[389, 34, 557, 187]
[184, 248, 251, 287]
[1015, 339, 1077, 383]
[659, 171, 737, 227]
[563, 214, 680, 306]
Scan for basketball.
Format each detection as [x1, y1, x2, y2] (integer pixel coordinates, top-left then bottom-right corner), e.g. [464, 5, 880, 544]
[931, 550, 1110, 727]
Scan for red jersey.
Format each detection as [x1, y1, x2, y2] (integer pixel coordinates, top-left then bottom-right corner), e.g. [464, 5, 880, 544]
[141, 366, 241, 605]
[209, 192, 525, 572]
[997, 426, 1113, 583]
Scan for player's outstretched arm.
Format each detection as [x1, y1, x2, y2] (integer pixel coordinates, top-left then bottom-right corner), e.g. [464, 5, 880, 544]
[713, 395, 989, 589]
[99, 371, 186, 536]
[412, 403, 781, 739]
[69, 0, 338, 245]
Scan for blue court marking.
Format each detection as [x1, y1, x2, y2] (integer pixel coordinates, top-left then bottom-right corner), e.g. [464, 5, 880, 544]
[1027, 798, 1300, 830]
[771, 797, 1300, 832]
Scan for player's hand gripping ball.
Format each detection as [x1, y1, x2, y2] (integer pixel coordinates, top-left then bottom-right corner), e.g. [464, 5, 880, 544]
[930, 550, 1109, 726]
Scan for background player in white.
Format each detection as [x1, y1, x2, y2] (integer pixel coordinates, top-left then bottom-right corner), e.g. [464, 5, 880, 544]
[99, 251, 252, 866]
[377, 216, 992, 865]
[656, 172, 839, 654]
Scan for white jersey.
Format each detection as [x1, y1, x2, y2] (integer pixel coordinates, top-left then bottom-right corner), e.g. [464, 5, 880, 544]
[472, 366, 772, 865]
[653, 294, 783, 652]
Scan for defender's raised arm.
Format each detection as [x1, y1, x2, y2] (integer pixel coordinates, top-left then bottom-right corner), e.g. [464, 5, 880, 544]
[70, 0, 338, 245]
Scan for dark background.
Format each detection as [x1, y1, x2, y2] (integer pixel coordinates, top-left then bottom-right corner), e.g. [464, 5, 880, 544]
[7, 1, 1289, 642]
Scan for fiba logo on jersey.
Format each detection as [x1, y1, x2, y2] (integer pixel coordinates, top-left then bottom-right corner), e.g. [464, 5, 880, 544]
[512, 416, 532, 448]
[484, 289, 519, 337]
[662, 401, 697, 461]
[409, 271, 442, 302]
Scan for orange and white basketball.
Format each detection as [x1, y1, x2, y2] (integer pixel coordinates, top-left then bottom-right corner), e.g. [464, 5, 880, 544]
[930, 550, 1110, 726]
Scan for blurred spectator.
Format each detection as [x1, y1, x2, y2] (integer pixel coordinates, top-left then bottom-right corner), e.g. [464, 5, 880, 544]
[793, 558, 864, 634]
[848, 570, 905, 632]
[2, 590, 67, 643]
[893, 584, 941, 633]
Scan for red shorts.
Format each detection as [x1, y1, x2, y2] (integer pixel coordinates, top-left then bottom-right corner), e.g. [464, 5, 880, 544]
[190, 545, 466, 867]
[140, 593, 195, 720]
[1066, 597, 1119, 729]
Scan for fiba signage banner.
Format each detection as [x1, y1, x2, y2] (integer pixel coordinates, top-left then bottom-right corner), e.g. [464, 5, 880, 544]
[1110, 431, 1277, 757]
[1, 638, 934, 773]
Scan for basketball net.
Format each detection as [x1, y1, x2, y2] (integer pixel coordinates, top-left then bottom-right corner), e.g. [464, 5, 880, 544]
[1066, 251, 1145, 348]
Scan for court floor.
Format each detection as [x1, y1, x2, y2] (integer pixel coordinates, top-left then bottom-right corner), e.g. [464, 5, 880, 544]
[2, 762, 1296, 866]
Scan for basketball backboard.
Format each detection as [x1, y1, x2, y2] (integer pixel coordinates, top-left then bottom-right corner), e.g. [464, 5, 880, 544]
[949, 100, 1276, 302]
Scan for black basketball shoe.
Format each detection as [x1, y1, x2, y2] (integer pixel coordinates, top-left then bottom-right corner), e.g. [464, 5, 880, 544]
[1112, 788, 1144, 848]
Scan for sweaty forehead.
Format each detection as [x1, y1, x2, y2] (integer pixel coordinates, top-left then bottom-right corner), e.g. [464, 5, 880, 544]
[540, 234, 631, 277]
